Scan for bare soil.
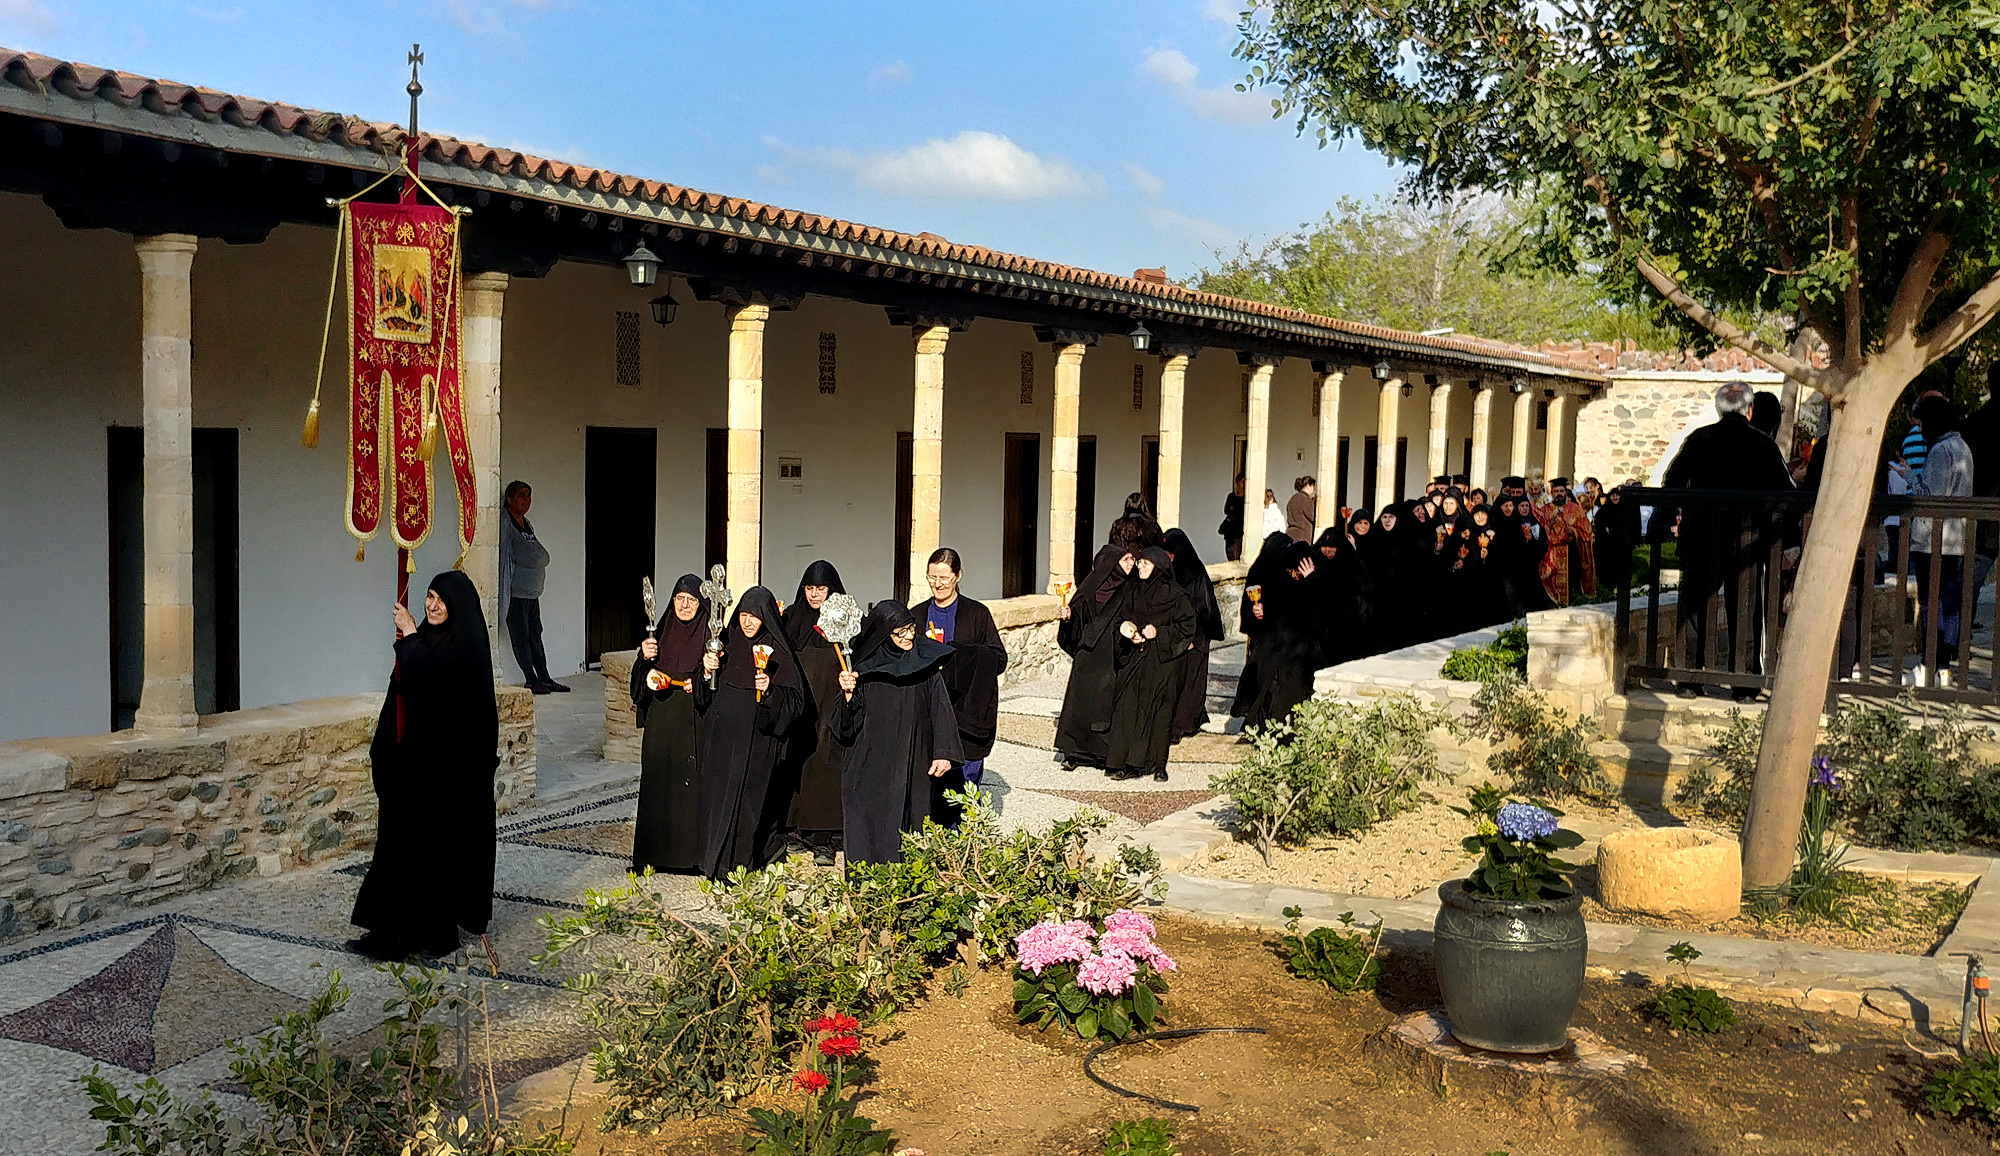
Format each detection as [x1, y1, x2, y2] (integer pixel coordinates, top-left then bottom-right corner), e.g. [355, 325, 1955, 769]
[525, 915, 1993, 1156]
[1575, 864, 1971, 956]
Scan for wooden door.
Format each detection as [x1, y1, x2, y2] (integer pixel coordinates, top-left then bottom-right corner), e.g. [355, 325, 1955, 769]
[704, 427, 727, 573]
[895, 431, 914, 599]
[1075, 435, 1098, 580]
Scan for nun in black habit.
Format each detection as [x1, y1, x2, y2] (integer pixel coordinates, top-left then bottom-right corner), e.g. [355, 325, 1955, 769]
[1237, 541, 1325, 731]
[1055, 544, 1137, 769]
[1161, 528, 1224, 740]
[1311, 526, 1377, 663]
[1495, 496, 1555, 620]
[830, 601, 964, 863]
[780, 559, 848, 862]
[350, 571, 497, 960]
[1103, 547, 1197, 781]
[630, 573, 707, 874]
[1231, 531, 1297, 719]
[694, 586, 806, 880]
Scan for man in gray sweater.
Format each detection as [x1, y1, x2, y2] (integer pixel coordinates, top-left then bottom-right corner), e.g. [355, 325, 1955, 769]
[500, 480, 565, 693]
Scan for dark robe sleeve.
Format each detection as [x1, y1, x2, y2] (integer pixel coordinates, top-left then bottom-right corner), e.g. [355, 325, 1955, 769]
[829, 689, 864, 745]
[755, 683, 803, 738]
[1154, 592, 1197, 660]
[630, 651, 660, 723]
[926, 674, 967, 765]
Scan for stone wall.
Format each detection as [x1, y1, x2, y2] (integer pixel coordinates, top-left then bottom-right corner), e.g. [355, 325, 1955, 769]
[600, 561, 1252, 762]
[1574, 371, 1807, 486]
[0, 687, 535, 943]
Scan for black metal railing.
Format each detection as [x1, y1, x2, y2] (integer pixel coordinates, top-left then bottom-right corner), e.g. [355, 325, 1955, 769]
[1607, 487, 2000, 705]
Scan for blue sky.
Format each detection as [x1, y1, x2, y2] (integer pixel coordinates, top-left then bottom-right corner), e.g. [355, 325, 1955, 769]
[0, 0, 1405, 279]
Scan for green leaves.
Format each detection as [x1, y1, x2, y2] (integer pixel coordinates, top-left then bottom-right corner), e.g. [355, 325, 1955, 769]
[1014, 961, 1170, 1046]
[1653, 983, 1740, 1033]
[1277, 913, 1387, 994]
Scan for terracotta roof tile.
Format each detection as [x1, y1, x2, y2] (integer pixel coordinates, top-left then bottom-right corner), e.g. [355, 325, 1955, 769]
[0, 44, 1611, 377]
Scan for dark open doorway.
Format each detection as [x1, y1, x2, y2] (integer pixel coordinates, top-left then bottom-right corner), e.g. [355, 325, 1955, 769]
[1074, 434, 1098, 581]
[704, 427, 727, 574]
[1335, 436, 1351, 514]
[108, 425, 238, 729]
[1003, 433, 1040, 597]
[894, 430, 914, 599]
[1395, 436, 1410, 503]
[1140, 435, 1160, 518]
[586, 426, 656, 665]
[1362, 435, 1379, 514]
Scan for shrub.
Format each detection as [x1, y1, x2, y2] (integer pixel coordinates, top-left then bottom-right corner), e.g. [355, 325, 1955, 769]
[1013, 910, 1173, 1042]
[81, 966, 572, 1156]
[1212, 694, 1458, 866]
[1650, 942, 1737, 1033]
[1439, 621, 1529, 682]
[1468, 672, 1610, 800]
[1925, 1053, 2000, 1125]
[1104, 1118, 1179, 1156]
[1277, 905, 1383, 993]
[1678, 698, 2000, 852]
[536, 791, 1162, 1126]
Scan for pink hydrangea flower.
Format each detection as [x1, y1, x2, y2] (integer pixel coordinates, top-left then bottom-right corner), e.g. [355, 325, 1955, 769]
[1015, 919, 1095, 975]
[1098, 926, 1177, 973]
[1103, 909, 1156, 938]
[1077, 950, 1139, 996]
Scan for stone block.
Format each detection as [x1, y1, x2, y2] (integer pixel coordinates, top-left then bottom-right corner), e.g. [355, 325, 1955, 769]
[256, 852, 283, 877]
[1596, 827, 1741, 921]
[0, 747, 70, 800]
[125, 741, 227, 782]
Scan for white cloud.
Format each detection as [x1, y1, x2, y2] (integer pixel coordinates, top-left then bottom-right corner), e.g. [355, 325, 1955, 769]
[1123, 163, 1165, 198]
[869, 60, 911, 86]
[0, 0, 57, 37]
[1146, 205, 1237, 251]
[438, 0, 562, 38]
[1203, 0, 1241, 23]
[1141, 47, 1267, 124]
[769, 131, 1099, 201]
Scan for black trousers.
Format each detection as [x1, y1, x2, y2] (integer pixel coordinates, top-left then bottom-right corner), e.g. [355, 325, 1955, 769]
[507, 596, 552, 683]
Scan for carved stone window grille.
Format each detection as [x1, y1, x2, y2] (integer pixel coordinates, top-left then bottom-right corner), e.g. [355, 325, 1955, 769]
[1019, 350, 1035, 405]
[818, 331, 837, 395]
[614, 311, 641, 389]
[1131, 364, 1144, 410]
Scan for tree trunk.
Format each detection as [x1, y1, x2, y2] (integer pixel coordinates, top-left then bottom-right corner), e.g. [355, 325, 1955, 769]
[1739, 365, 1908, 887]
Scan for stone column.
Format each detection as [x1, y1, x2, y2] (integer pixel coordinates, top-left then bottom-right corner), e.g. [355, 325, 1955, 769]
[1510, 385, 1534, 478]
[1241, 357, 1277, 537]
[1426, 376, 1453, 480]
[1046, 341, 1089, 591]
[1544, 391, 1572, 481]
[1154, 349, 1194, 532]
[1375, 373, 1403, 509]
[907, 325, 950, 601]
[463, 271, 508, 664]
[726, 303, 769, 595]
[1469, 382, 1495, 492]
[1314, 365, 1344, 534]
[135, 233, 200, 734]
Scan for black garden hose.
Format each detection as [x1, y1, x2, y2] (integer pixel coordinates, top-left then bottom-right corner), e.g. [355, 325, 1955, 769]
[1081, 1026, 1268, 1112]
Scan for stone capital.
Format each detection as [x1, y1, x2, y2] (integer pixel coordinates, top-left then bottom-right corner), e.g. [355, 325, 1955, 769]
[911, 325, 951, 356]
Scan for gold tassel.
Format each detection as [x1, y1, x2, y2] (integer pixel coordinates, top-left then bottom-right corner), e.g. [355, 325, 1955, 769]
[406, 552, 417, 574]
[301, 397, 321, 449]
[355, 542, 366, 563]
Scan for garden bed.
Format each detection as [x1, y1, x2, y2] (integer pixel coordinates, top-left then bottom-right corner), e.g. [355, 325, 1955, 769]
[521, 914, 1990, 1156]
[1574, 865, 1973, 956]
[1184, 793, 1667, 899]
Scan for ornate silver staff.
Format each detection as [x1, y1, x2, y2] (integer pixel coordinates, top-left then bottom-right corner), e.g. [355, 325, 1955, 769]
[641, 576, 658, 640]
[817, 592, 863, 672]
[699, 564, 732, 689]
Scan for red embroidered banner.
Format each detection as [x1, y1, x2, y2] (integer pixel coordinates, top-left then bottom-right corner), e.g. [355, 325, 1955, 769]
[343, 201, 473, 557]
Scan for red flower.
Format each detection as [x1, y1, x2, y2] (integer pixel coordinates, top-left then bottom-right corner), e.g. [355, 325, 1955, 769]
[806, 1013, 861, 1035]
[818, 1034, 862, 1059]
[793, 1070, 830, 1094]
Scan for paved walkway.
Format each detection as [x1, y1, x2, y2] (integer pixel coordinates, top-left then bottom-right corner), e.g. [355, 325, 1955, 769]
[0, 659, 1247, 1155]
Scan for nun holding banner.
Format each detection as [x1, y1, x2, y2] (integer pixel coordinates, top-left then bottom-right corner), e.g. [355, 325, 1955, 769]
[831, 601, 964, 864]
[630, 573, 707, 875]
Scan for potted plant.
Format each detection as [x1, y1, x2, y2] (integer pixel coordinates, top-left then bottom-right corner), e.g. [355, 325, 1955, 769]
[1434, 784, 1588, 1053]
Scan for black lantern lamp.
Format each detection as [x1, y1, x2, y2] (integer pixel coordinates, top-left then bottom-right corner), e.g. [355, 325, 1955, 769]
[648, 287, 680, 327]
[623, 241, 661, 287]
[1129, 321, 1153, 352]
[1510, 376, 1528, 395]
[1371, 360, 1392, 381]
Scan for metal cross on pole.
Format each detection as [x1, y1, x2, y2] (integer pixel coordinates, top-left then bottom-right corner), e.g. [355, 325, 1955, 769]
[395, 43, 424, 608]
